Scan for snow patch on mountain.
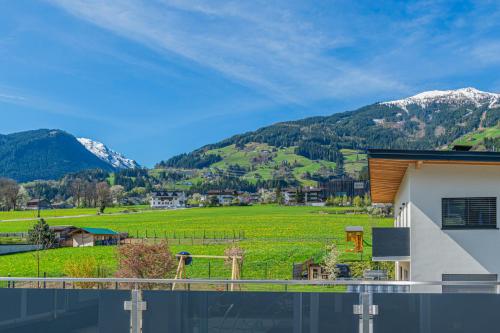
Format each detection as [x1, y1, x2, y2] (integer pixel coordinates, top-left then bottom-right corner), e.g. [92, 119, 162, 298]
[381, 87, 500, 112]
[77, 138, 139, 169]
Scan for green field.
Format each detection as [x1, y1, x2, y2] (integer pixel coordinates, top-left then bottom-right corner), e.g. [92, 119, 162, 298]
[203, 143, 337, 186]
[453, 125, 500, 148]
[0, 205, 392, 279]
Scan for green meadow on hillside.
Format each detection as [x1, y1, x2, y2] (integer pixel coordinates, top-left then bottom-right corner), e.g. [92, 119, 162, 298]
[453, 125, 500, 149]
[0, 205, 392, 279]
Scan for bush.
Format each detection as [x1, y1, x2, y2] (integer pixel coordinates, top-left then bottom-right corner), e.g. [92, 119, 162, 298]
[64, 257, 98, 288]
[116, 241, 175, 280]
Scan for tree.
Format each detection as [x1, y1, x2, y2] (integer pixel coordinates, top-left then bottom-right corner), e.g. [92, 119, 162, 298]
[325, 196, 335, 206]
[84, 181, 97, 207]
[69, 179, 85, 207]
[353, 195, 363, 208]
[363, 195, 371, 207]
[342, 195, 349, 206]
[96, 182, 112, 213]
[0, 178, 20, 210]
[16, 186, 30, 209]
[116, 242, 175, 281]
[275, 185, 283, 205]
[28, 218, 56, 278]
[209, 195, 219, 207]
[188, 193, 202, 206]
[322, 244, 340, 279]
[110, 185, 125, 205]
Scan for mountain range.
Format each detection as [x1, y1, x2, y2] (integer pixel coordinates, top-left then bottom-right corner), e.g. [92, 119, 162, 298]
[158, 87, 500, 185]
[0, 129, 138, 182]
[0, 88, 498, 184]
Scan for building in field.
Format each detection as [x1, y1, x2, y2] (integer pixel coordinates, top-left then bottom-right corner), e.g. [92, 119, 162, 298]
[69, 227, 120, 247]
[206, 190, 239, 205]
[283, 187, 323, 205]
[150, 191, 186, 209]
[50, 225, 79, 247]
[26, 199, 51, 210]
[370, 148, 500, 291]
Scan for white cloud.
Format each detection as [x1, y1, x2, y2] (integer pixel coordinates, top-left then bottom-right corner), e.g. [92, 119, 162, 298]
[0, 93, 26, 102]
[46, 0, 407, 103]
[0, 86, 110, 122]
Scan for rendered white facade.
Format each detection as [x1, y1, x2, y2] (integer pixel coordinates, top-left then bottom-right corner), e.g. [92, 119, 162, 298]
[150, 191, 187, 209]
[393, 163, 500, 283]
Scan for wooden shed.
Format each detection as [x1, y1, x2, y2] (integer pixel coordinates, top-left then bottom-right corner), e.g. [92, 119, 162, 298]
[69, 228, 120, 247]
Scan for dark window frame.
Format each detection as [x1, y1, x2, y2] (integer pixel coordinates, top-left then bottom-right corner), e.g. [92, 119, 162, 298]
[442, 197, 497, 229]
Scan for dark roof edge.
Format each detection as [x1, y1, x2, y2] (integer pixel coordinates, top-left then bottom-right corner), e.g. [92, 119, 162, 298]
[368, 149, 500, 162]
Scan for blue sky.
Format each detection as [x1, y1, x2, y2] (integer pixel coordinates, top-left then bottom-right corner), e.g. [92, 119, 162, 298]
[1, 0, 500, 166]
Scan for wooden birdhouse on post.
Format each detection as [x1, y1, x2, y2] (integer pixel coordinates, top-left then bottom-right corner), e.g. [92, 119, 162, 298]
[345, 226, 364, 253]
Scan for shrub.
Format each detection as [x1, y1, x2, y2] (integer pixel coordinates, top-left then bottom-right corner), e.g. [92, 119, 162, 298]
[116, 241, 175, 280]
[64, 257, 98, 289]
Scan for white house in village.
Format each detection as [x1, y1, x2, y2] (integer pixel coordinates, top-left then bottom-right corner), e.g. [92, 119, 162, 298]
[283, 187, 323, 205]
[206, 190, 239, 205]
[150, 191, 186, 209]
[369, 148, 500, 290]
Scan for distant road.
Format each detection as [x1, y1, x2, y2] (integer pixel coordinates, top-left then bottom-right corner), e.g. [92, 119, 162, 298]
[0, 209, 165, 223]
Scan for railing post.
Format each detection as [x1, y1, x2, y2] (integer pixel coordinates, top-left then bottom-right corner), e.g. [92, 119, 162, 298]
[125, 288, 147, 333]
[354, 292, 378, 333]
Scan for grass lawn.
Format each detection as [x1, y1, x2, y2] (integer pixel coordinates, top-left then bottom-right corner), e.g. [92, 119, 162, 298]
[0, 205, 392, 279]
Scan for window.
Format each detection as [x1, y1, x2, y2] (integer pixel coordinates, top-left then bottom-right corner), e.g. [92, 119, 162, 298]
[442, 197, 497, 229]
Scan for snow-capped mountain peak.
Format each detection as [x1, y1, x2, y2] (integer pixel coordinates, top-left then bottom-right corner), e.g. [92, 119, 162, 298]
[77, 138, 139, 169]
[381, 87, 500, 112]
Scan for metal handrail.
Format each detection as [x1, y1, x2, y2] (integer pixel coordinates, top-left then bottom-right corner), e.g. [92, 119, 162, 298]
[0, 276, 499, 286]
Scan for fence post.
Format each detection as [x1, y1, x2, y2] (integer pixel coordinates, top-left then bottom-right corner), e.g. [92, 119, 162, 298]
[125, 288, 147, 333]
[354, 292, 378, 333]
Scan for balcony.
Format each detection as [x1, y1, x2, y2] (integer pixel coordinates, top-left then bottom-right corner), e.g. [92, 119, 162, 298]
[372, 227, 410, 261]
[1, 277, 500, 332]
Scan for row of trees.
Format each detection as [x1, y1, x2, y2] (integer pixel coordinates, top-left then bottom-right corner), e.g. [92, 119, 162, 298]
[0, 176, 116, 213]
[66, 179, 113, 212]
[325, 195, 371, 207]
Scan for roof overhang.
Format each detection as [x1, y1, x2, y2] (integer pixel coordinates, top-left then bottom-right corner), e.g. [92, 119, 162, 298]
[368, 149, 500, 203]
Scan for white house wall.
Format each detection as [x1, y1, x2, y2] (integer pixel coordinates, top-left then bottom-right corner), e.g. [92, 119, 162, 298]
[409, 164, 500, 282]
[394, 168, 411, 280]
[72, 234, 94, 247]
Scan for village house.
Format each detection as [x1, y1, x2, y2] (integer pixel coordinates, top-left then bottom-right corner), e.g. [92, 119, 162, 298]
[25, 199, 51, 210]
[150, 190, 186, 209]
[206, 189, 239, 205]
[283, 187, 324, 205]
[49, 225, 79, 247]
[68, 227, 121, 247]
[369, 148, 500, 292]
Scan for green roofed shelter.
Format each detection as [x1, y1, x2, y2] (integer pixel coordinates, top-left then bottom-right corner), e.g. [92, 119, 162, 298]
[69, 227, 121, 247]
[81, 227, 119, 235]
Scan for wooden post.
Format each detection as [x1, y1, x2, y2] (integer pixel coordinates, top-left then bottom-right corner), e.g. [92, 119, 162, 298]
[172, 256, 186, 291]
[230, 256, 240, 292]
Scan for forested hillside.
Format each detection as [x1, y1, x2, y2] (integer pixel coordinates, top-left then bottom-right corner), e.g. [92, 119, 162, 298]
[158, 88, 500, 180]
[0, 129, 115, 182]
